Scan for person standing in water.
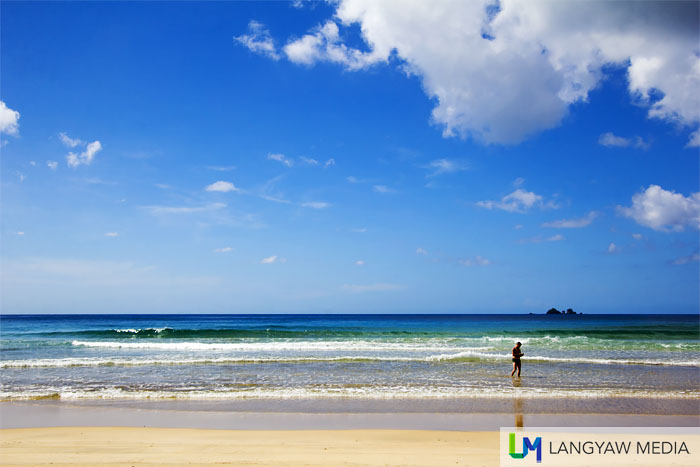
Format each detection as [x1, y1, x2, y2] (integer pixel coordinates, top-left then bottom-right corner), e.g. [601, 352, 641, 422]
[511, 342, 524, 377]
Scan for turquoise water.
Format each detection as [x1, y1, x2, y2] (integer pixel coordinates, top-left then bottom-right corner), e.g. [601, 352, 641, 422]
[1, 314, 698, 400]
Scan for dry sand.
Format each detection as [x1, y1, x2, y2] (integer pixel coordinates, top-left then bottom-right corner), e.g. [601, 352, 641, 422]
[0, 427, 498, 467]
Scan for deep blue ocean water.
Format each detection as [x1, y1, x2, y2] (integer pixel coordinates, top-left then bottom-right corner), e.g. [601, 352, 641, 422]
[1, 314, 698, 400]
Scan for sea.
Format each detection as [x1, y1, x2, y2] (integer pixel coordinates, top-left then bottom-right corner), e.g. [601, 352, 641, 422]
[1, 314, 698, 403]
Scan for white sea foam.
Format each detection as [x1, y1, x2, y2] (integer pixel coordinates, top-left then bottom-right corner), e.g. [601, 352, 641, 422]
[1, 386, 698, 401]
[4, 351, 698, 368]
[70, 339, 493, 352]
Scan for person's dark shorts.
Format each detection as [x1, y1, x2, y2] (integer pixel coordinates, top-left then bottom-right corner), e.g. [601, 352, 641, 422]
[512, 358, 521, 363]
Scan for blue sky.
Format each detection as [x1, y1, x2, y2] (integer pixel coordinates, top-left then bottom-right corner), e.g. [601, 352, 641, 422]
[1, 1, 698, 314]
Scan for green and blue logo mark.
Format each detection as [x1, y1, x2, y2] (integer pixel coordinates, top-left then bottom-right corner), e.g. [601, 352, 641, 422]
[509, 432, 542, 463]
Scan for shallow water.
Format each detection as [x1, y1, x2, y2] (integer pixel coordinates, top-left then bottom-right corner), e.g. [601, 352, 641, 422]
[1, 314, 698, 401]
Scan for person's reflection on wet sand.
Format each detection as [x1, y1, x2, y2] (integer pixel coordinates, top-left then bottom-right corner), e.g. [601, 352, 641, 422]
[512, 378, 524, 428]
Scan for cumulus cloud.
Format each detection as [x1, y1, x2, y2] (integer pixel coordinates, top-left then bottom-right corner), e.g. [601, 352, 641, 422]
[632, 233, 643, 240]
[342, 283, 403, 293]
[373, 185, 396, 194]
[267, 153, 293, 167]
[416, 247, 428, 255]
[67, 140, 102, 168]
[47, 161, 58, 170]
[598, 132, 650, 149]
[283, 21, 385, 70]
[542, 211, 599, 228]
[687, 130, 700, 148]
[0, 101, 20, 135]
[458, 256, 491, 266]
[617, 185, 700, 232]
[424, 158, 468, 177]
[671, 252, 700, 265]
[301, 201, 331, 209]
[59, 132, 84, 148]
[522, 234, 566, 243]
[252, 1, 699, 145]
[355, 260, 365, 266]
[104, 232, 119, 237]
[300, 156, 319, 165]
[260, 255, 286, 264]
[16, 231, 24, 236]
[205, 181, 240, 193]
[607, 242, 617, 254]
[324, 158, 336, 168]
[207, 165, 236, 172]
[214, 247, 234, 253]
[235, 20, 281, 60]
[476, 189, 546, 213]
[142, 202, 226, 215]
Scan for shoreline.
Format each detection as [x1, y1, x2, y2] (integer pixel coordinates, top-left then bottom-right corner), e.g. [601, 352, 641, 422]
[2, 399, 698, 430]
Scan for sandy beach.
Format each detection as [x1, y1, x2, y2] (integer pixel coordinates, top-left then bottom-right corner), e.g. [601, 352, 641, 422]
[0, 427, 498, 467]
[1, 400, 698, 466]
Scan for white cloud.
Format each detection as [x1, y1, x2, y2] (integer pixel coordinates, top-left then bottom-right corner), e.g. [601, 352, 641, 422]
[283, 21, 385, 71]
[104, 232, 119, 237]
[608, 242, 617, 254]
[214, 247, 234, 253]
[424, 158, 468, 177]
[513, 177, 526, 187]
[16, 231, 24, 236]
[542, 211, 598, 228]
[257, 174, 291, 204]
[47, 161, 58, 170]
[373, 185, 396, 194]
[19, 173, 25, 183]
[632, 233, 643, 240]
[29, 161, 36, 166]
[476, 189, 545, 213]
[687, 130, 700, 148]
[513, 224, 524, 230]
[598, 132, 650, 149]
[671, 252, 700, 265]
[355, 260, 365, 266]
[617, 185, 700, 232]
[301, 201, 331, 209]
[207, 165, 236, 172]
[416, 247, 428, 255]
[347, 176, 360, 183]
[0, 101, 20, 135]
[352, 227, 368, 233]
[67, 140, 102, 168]
[59, 132, 84, 148]
[519, 234, 565, 243]
[458, 256, 491, 266]
[300, 156, 319, 165]
[324, 158, 336, 168]
[267, 152, 293, 167]
[342, 283, 403, 293]
[260, 255, 286, 264]
[155, 183, 171, 189]
[205, 181, 240, 193]
[142, 202, 226, 215]
[266, 1, 699, 145]
[235, 20, 281, 60]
